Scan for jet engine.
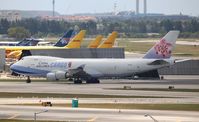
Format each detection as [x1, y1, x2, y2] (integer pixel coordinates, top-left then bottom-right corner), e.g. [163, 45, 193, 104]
[46, 71, 68, 81]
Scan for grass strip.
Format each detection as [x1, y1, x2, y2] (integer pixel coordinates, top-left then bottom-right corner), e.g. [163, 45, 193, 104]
[107, 88, 199, 92]
[0, 92, 172, 98]
[68, 103, 199, 111]
[17, 103, 199, 111]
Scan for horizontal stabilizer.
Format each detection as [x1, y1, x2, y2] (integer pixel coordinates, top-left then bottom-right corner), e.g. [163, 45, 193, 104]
[174, 59, 191, 63]
[147, 60, 169, 65]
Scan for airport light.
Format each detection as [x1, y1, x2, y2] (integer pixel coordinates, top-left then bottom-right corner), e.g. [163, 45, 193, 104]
[34, 110, 48, 121]
[144, 114, 159, 122]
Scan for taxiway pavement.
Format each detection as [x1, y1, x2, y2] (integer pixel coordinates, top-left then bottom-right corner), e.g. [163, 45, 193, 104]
[0, 105, 199, 122]
[0, 76, 198, 121]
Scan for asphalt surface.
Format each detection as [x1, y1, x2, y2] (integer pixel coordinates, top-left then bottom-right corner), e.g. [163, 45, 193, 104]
[0, 76, 198, 121]
[0, 77, 199, 98]
[0, 105, 199, 122]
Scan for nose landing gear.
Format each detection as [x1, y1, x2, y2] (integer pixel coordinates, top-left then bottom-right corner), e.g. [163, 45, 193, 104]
[26, 76, 31, 83]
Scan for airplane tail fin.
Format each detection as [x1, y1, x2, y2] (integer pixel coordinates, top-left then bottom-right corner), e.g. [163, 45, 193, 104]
[87, 35, 103, 48]
[16, 38, 39, 46]
[54, 29, 74, 47]
[66, 30, 86, 48]
[98, 31, 118, 48]
[7, 50, 22, 59]
[143, 30, 180, 59]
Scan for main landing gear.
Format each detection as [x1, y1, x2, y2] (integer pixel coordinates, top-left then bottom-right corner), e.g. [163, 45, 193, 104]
[74, 78, 82, 84]
[73, 78, 100, 84]
[86, 78, 100, 84]
[26, 76, 31, 83]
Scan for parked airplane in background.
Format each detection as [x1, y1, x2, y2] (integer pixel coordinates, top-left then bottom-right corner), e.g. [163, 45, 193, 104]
[15, 38, 40, 46]
[6, 30, 74, 59]
[4, 30, 86, 59]
[10, 31, 179, 83]
[98, 31, 118, 48]
[6, 38, 40, 59]
[0, 38, 42, 46]
[54, 29, 75, 47]
[87, 35, 103, 48]
[88, 31, 118, 48]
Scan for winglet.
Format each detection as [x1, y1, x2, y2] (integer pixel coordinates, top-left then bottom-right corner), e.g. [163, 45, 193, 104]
[66, 30, 86, 48]
[143, 30, 180, 59]
[87, 35, 103, 48]
[54, 29, 74, 47]
[98, 31, 118, 48]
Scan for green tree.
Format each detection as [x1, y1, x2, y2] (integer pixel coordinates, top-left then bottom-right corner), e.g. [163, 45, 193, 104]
[173, 21, 182, 31]
[160, 20, 174, 32]
[190, 19, 199, 32]
[0, 19, 10, 34]
[7, 27, 30, 39]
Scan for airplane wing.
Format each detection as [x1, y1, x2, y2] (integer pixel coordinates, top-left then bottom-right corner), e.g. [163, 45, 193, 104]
[66, 64, 93, 80]
[46, 64, 101, 83]
[1, 46, 71, 51]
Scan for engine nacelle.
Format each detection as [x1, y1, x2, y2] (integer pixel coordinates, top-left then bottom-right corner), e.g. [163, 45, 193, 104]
[46, 72, 57, 81]
[46, 71, 67, 81]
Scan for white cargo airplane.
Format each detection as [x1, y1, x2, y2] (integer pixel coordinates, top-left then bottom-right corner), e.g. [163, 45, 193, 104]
[10, 31, 180, 83]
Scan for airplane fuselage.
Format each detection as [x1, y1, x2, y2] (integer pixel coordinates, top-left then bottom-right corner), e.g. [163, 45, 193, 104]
[11, 56, 174, 78]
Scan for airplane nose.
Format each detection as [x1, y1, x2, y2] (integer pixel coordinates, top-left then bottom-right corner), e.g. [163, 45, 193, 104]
[10, 62, 20, 72]
[10, 64, 16, 71]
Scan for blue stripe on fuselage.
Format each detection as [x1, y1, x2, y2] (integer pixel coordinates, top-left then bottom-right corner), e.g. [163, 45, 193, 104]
[11, 65, 49, 77]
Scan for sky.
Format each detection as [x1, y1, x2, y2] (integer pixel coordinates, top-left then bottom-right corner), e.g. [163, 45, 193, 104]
[1, 0, 199, 16]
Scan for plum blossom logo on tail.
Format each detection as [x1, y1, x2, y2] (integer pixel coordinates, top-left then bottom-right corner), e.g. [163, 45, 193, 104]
[154, 39, 172, 58]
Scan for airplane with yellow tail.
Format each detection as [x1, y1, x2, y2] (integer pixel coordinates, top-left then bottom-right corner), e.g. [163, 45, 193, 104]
[5, 30, 86, 59]
[66, 30, 86, 48]
[98, 31, 118, 48]
[87, 35, 103, 48]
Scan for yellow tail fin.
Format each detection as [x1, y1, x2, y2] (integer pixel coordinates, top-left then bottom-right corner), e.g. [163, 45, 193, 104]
[87, 35, 103, 48]
[98, 31, 118, 48]
[66, 30, 86, 48]
[7, 50, 22, 59]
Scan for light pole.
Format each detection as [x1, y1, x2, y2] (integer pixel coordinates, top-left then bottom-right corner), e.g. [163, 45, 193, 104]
[34, 110, 48, 122]
[144, 114, 159, 122]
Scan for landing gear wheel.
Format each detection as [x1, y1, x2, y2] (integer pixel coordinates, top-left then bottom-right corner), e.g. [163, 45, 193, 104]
[74, 79, 82, 84]
[68, 78, 73, 81]
[26, 76, 31, 83]
[95, 79, 100, 84]
[86, 78, 100, 84]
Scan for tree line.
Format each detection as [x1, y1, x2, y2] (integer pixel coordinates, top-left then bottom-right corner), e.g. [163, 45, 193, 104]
[1, 18, 199, 39]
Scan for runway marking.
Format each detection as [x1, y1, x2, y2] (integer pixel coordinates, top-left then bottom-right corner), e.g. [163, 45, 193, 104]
[88, 116, 97, 122]
[8, 113, 20, 119]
